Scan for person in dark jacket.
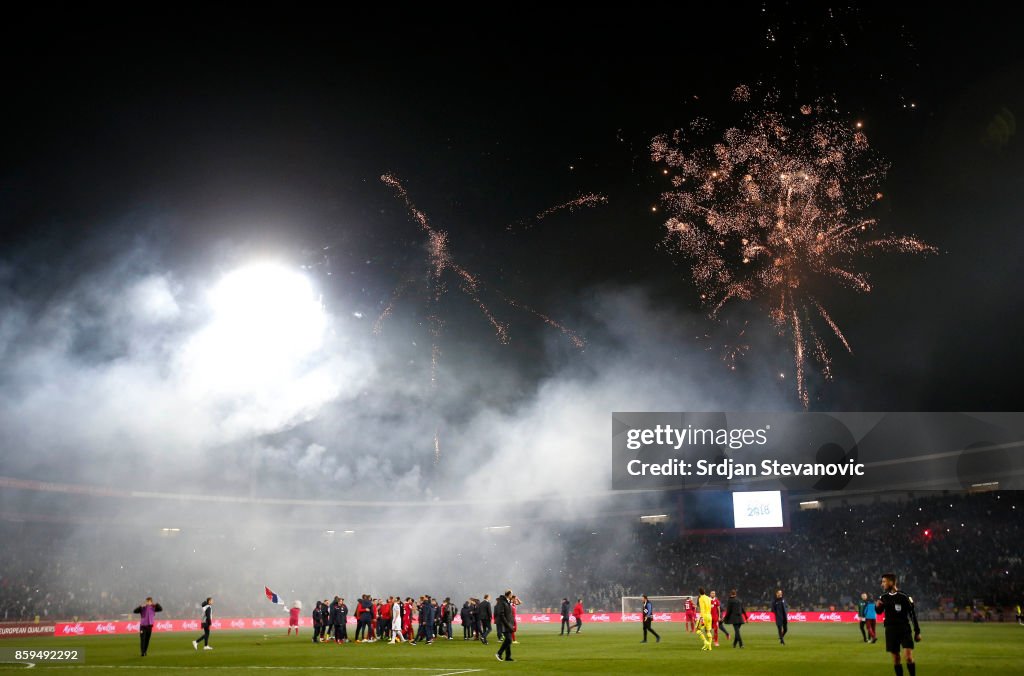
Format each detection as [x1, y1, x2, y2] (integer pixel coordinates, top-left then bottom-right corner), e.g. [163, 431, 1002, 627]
[337, 598, 354, 643]
[132, 596, 163, 657]
[424, 597, 436, 644]
[495, 590, 516, 662]
[641, 594, 660, 643]
[771, 589, 788, 645]
[355, 595, 372, 641]
[440, 598, 454, 640]
[477, 595, 493, 645]
[191, 597, 214, 650]
[461, 601, 472, 640]
[321, 599, 331, 641]
[312, 601, 323, 644]
[723, 589, 746, 648]
[560, 598, 571, 635]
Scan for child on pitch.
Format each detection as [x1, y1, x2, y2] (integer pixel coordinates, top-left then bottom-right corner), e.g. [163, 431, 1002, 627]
[288, 600, 302, 636]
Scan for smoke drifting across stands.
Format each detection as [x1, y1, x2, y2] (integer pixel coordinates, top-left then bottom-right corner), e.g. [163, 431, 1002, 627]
[0, 236, 794, 616]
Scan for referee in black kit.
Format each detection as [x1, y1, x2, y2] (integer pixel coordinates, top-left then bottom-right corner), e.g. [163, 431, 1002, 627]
[876, 573, 921, 676]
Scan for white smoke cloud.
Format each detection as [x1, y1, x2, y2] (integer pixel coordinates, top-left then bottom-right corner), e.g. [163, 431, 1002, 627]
[0, 243, 794, 614]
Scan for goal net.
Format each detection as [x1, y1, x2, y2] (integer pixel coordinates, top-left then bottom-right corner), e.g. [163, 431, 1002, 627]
[621, 595, 693, 617]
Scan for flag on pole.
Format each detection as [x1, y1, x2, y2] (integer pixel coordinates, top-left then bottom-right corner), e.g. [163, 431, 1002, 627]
[265, 586, 284, 605]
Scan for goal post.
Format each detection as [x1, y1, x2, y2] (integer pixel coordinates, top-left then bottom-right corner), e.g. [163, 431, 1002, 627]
[621, 595, 693, 617]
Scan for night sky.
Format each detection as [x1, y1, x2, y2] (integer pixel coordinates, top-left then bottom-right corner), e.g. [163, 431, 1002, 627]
[2, 6, 1022, 418]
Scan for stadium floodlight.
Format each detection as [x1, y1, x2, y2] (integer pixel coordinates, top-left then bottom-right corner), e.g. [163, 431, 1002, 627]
[160, 527, 181, 532]
[639, 514, 668, 523]
[181, 262, 327, 396]
[799, 500, 821, 510]
[325, 530, 335, 534]
[485, 525, 511, 531]
[342, 530, 355, 534]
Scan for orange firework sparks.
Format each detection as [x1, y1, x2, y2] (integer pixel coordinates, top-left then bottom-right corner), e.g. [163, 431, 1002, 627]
[379, 174, 508, 386]
[652, 104, 936, 407]
[378, 174, 586, 386]
[508, 193, 608, 231]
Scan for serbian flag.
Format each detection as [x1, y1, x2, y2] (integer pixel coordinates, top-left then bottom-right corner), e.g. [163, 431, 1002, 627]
[265, 587, 284, 605]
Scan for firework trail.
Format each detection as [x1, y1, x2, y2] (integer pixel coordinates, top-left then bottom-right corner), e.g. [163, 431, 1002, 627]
[372, 276, 415, 337]
[495, 291, 586, 349]
[378, 174, 589, 384]
[379, 173, 511, 384]
[652, 99, 935, 407]
[507, 193, 608, 231]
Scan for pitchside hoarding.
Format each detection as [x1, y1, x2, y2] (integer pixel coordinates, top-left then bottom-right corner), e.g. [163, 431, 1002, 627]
[0, 623, 55, 640]
[54, 612, 867, 636]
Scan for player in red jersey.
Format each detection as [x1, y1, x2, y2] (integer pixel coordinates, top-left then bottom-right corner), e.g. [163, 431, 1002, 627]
[403, 598, 414, 640]
[710, 590, 729, 646]
[684, 597, 697, 633]
[380, 597, 393, 641]
[368, 600, 377, 641]
[572, 598, 584, 634]
[511, 595, 521, 644]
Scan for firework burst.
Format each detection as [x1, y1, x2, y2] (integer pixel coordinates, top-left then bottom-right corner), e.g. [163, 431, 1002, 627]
[652, 102, 936, 407]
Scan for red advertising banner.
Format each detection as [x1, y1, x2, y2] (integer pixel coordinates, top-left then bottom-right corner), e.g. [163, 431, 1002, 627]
[521, 611, 866, 624]
[55, 610, 867, 636]
[55, 617, 304, 637]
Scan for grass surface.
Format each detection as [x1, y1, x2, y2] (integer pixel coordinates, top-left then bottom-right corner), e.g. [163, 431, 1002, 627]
[1, 622, 1021, 674]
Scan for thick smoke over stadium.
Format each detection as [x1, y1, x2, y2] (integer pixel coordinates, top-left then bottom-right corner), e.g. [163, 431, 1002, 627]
[0, 232, 795, 617]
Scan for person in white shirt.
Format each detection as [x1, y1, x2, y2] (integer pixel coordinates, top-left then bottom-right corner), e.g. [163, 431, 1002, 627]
[391, 597, 404, 643]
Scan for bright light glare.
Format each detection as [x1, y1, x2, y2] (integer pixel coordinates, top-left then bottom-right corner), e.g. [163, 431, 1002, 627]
[182, 263, 327, 395]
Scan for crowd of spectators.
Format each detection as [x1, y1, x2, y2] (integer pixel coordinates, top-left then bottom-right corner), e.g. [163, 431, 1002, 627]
[1, 492, 1020, 621]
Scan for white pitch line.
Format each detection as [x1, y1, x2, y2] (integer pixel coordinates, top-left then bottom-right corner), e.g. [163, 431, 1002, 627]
[51, 667, 482, 673]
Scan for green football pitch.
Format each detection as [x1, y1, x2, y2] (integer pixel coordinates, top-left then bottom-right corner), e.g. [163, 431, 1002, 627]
[1, 622, 1021, 675]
